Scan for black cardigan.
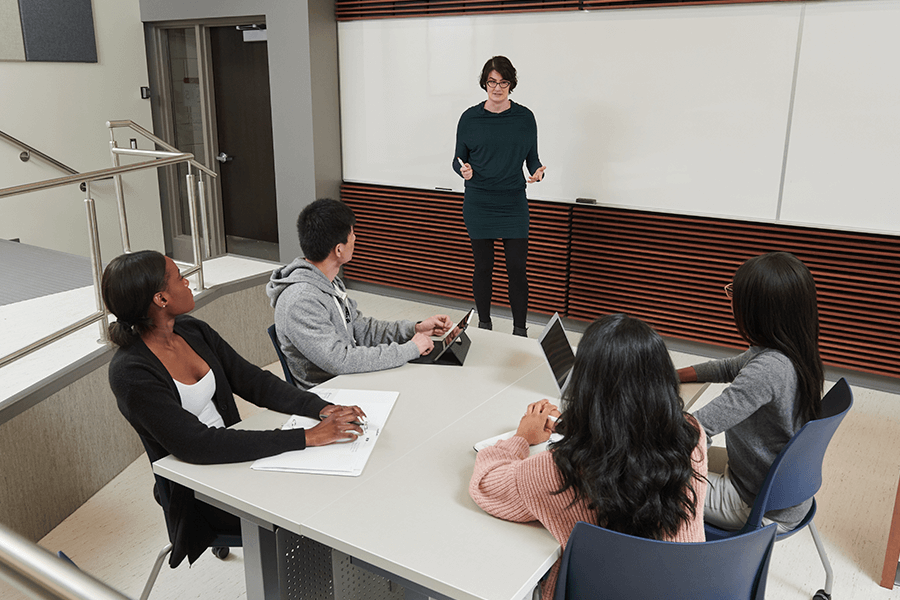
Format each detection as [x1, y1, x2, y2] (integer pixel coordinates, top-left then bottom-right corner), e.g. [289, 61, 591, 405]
[109, 315, 330, 566]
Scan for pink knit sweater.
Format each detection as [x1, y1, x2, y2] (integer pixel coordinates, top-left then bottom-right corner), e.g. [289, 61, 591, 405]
[469, 422, 708, 596]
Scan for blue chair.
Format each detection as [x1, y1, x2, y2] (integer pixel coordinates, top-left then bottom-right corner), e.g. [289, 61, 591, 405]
[705, 377, 854, 600]
[554, 522, 778, 600]
[267, 324, 297, 386]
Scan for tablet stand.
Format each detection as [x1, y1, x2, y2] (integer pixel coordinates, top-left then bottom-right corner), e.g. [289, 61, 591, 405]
[433, 330, 471, 366]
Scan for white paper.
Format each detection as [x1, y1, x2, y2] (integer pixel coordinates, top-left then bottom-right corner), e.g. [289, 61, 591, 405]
[473, 430, 562, 456]
[251, 389, 398, 476]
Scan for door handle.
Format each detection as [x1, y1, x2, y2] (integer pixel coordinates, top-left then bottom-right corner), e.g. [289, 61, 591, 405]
[216, 152, 233, 163]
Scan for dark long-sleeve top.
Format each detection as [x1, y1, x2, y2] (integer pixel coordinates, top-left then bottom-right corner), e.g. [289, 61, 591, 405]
[109, 315, 330, 565]
[453, 100, 542, 239]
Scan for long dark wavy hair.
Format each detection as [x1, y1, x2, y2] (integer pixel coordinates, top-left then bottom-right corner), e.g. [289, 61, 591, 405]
[731, 251, 824, 425]
[551, 313, 702, 540]
[101, 250, 167, 348]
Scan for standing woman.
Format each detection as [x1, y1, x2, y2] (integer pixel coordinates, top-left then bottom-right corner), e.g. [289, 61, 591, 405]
[102, 250, 364, 567]
[453, 55, 545, 336]
[679, 251, 824, 533]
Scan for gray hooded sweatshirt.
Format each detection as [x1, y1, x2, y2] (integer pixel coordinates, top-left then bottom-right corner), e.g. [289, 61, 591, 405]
[266, 258, 419, 390]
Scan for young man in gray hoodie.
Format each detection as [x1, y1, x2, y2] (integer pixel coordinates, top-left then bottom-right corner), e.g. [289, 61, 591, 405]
[267, 198, 453, 390]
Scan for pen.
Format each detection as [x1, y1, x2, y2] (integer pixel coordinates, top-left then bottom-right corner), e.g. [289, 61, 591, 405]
[457, 157, 465, 168]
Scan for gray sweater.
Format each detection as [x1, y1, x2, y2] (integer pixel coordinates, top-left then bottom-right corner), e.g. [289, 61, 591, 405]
[692, 346, 812, 527]
[266, 258, 420, 390]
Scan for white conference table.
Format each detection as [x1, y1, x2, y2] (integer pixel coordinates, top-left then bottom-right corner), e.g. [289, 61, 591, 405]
[154, 328, 708, 600]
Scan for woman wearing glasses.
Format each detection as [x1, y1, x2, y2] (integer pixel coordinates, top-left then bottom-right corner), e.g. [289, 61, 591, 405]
[453, 55, 545, 337]
[679, 251, 824, 533]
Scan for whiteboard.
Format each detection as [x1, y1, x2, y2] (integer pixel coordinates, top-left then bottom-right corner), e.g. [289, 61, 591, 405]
[339, 4, 802, 221]
[781, 0, 900, 233]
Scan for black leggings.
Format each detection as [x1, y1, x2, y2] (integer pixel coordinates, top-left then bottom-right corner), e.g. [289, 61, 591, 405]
[470, 238, 528, 329]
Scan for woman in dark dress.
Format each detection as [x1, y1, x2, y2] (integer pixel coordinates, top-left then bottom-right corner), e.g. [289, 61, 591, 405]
[453, 56, 545, 336]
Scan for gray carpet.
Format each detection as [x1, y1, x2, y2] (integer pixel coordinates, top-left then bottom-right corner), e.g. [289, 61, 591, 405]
[0, 239, 94, 306]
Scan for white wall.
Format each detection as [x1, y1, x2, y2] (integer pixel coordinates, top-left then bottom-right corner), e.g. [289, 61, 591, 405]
[0, 0, 163, 259]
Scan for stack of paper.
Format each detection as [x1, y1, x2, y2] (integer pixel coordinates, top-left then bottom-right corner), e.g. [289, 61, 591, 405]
[251, 388, 398, 477]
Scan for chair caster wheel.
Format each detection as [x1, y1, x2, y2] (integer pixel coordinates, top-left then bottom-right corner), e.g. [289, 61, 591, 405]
[211, 546, 230, 559]
[812, 590, 830, 600]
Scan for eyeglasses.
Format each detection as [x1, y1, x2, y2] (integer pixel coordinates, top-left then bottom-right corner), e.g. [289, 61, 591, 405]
[486, 80, 510, 89]
[724, 283, 734, 299]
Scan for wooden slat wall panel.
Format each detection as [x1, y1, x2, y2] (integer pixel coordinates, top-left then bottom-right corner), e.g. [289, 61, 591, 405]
[341, 183, 572, 315]
[341, 182, 899, 379]
[336, 0, 578, 21]
[568, 205, 900, 379]
[336, 0, 789, 21]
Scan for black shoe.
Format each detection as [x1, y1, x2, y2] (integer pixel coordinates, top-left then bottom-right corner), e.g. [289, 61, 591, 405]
[478, 320, 492, 330]
[513, 326, 528, 337]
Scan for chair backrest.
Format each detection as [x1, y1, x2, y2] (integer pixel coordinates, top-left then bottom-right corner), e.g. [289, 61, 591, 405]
[745, 377, 853, 525]
[554, 522, 777, 600]
[267, 324, 297, 387]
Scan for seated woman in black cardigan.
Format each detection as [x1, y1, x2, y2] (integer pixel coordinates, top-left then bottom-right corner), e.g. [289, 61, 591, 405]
[102, 250, 365, 567]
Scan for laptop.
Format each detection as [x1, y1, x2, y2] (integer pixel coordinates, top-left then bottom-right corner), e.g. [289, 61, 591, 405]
[473, 313, 572, 454]
[410, 308, 475, 365]
[538, 312, 576, 395]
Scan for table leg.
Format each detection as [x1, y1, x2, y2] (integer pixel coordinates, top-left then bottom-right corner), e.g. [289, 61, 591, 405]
[241, 518, 280, 600]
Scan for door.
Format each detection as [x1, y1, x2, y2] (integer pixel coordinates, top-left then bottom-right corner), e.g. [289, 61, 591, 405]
[147, 21, 279, 262]
[209, 25, 279, 261]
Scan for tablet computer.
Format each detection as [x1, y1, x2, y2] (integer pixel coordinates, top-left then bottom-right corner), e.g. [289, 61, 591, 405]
[409, 308, 475, 364]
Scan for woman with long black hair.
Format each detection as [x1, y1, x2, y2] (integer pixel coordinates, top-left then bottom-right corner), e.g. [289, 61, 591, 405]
[470, 313, 707, 596]
[679, 251, 824, 532]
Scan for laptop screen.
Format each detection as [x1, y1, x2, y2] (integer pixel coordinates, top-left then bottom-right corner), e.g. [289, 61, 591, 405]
[538, 313, 576, 394]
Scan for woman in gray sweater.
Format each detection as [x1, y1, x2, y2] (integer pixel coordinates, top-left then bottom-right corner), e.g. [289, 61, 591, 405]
[678, 252, 824, 531]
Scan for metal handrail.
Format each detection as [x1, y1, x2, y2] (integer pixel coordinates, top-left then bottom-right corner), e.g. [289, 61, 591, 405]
[0, 144, 207, 370]
[0, 128, 115, 193]
[107, 120, 216, 260]
[0, 129, 79, 175]
[107, 120, 217, 178]
[0, 153, 191, 199]
[0, 522, 131, 600]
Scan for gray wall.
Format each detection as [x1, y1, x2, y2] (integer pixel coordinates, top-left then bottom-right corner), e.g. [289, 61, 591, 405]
[139, 0, 343, 264]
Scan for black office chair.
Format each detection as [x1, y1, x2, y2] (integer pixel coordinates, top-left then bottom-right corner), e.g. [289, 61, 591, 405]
[704, 378, 854, 600]
[140, 469, 241, 600]
[554, 522, 778, 599]
[267, 323, 297, 386]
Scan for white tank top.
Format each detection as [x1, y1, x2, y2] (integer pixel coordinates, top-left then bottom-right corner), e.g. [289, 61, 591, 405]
[173, 369, 225, 429]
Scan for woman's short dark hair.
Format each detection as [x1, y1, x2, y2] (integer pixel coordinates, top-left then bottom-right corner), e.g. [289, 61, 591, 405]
[731, 251, 824, 425]
[101, 250, 167, 347]
[296, 198, 357, 263]
[479, 56, 517, 93]
[551, 313, 702, 540]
